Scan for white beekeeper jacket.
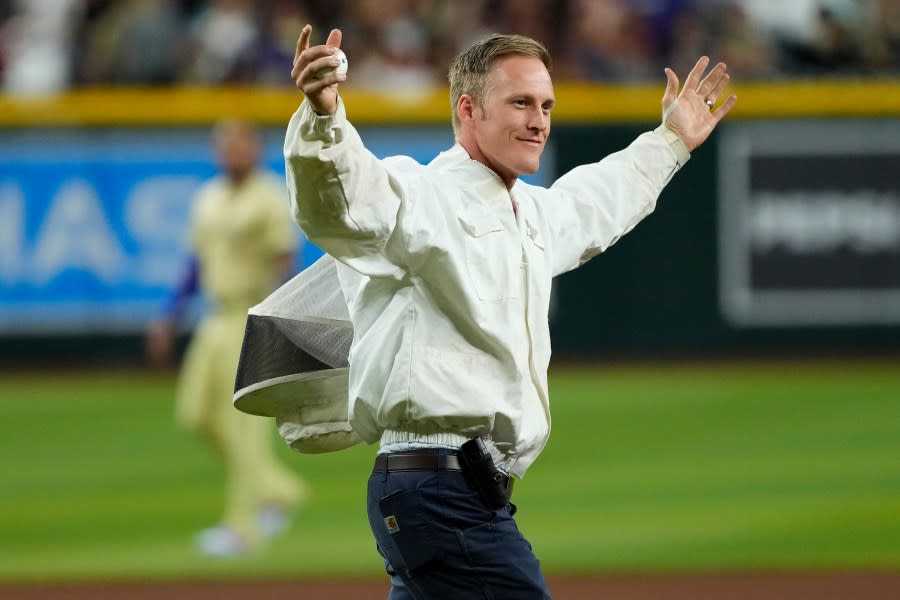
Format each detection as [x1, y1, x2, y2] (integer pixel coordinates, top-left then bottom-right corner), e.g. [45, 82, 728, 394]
[282, 98, 689, 477]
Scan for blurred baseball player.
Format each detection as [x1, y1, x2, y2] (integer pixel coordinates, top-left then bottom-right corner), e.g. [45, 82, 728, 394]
[146, 119, 307, 556]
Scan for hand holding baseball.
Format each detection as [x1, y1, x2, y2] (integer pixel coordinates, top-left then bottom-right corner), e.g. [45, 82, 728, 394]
[292, 25, 347, 116]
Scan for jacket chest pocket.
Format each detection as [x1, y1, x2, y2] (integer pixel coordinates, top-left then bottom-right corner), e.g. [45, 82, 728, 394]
[459, 212, 519, 303]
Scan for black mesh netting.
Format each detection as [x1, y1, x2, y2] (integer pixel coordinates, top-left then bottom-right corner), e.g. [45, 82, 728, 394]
[233, 254, 353, 400]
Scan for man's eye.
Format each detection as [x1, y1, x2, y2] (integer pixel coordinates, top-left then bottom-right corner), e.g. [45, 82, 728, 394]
[514, 99, 527, 106]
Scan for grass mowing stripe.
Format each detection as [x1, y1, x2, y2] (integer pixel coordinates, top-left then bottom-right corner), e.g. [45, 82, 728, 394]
[0, 361, 897, 581]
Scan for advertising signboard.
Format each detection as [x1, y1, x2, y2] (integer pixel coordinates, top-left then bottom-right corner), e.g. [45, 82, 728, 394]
[0, 126, 552, 334]
[718, 121, 900, 326]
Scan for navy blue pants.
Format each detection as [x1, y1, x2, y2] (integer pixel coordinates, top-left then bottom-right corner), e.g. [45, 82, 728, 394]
[366, 451, 551, 599]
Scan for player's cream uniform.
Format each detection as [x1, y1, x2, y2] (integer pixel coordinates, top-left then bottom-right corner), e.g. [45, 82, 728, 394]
[176, 169, 304, 542]
[284, 99, 690, 477]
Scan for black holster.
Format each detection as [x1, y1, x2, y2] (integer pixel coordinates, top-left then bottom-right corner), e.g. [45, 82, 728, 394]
[458, 437, 511, 509]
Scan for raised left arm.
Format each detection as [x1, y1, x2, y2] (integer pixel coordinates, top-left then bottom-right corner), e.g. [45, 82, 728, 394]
[661, 56, 737, 152]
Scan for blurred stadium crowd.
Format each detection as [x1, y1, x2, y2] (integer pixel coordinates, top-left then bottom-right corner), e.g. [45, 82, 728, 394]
[1, 0, 899, 96]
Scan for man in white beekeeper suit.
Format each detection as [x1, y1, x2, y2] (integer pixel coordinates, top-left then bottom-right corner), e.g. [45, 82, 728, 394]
[284, 24, 735, 599]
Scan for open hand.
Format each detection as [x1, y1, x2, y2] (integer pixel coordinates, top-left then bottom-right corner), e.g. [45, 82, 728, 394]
[291, 25, 345, 116]
[661, 57, 737, 152]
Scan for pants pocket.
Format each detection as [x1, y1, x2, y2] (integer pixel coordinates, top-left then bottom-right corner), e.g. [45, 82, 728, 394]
[457, 512, 551, 598]
[370, 488, 439, 573]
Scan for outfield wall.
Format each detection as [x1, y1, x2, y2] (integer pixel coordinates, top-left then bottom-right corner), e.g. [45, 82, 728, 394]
[2, 82, 898, 358]
[551, 120, 900, 354]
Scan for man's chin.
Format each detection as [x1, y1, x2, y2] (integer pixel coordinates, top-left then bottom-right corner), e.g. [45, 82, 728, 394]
[518, 161, 540, 175]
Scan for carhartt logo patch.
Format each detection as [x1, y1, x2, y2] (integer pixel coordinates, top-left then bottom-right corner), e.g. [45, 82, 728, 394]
[384, 515, 400, 534]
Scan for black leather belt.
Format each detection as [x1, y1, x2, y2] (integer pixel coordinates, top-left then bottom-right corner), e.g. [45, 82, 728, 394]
[372, 451, 514, 501]
[373, 451, 462, 473]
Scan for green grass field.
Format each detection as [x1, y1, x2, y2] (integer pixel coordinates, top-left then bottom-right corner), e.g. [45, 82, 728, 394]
[1, 360, 898, 582]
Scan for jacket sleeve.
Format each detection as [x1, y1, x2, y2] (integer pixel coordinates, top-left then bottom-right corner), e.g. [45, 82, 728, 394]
[284, 98, 414, 280]
[544, 125, 691, 277]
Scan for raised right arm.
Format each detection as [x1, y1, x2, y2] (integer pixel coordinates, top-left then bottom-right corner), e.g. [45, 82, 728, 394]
[284, 98, 412, 280]
[286, 25, 414, 280]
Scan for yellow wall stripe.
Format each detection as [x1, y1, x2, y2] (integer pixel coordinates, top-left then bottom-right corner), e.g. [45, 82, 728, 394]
[1, 80, 898, 127]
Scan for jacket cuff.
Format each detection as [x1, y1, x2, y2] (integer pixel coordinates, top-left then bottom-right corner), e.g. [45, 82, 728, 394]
[299, 96, 346, 143]
[654, 124, 691, 167]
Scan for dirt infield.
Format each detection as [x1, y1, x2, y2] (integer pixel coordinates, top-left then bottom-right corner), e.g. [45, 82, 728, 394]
[4, 572, 898, 599]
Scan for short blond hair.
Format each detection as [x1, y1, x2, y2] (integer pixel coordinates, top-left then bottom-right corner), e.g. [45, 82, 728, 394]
[448, 33, 552, 133]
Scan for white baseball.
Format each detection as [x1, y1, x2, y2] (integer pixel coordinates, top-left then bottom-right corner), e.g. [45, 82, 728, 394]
[315, 48, 348, 80]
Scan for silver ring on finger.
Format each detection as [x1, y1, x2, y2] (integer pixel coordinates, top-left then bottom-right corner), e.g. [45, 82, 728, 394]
[704, 98, 714, 109]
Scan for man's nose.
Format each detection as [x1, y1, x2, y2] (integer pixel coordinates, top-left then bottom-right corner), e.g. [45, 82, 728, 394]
[528, 108, 548, 132]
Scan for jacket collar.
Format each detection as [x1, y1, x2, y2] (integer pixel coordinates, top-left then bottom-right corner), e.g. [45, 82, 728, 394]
[429, 144, 514, 203]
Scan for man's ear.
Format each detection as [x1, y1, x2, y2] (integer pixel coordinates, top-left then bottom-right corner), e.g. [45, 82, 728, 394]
[457, 94, 477, 124]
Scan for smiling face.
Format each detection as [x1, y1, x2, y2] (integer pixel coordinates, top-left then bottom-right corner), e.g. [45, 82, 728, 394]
[457, 55, 555, 188]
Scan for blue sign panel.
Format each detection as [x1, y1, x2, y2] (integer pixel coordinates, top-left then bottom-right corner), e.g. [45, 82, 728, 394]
[0, 125, 552, 334]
